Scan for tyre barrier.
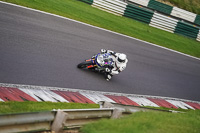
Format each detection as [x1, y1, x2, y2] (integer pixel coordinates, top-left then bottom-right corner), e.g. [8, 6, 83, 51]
[79, 0, 200, 41]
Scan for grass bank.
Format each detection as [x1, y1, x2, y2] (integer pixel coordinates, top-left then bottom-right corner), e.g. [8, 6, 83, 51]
[164, 0, 200, 14]
[81, 110, 200, 133]
[1, 0, 200, 57]
[0, 101, 99, 114]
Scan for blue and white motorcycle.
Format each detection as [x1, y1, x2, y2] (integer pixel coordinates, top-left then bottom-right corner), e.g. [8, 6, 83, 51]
[77, 53, 114, 74]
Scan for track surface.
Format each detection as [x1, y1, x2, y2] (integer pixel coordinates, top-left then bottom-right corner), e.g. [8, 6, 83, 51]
[0, 3, 200, 101]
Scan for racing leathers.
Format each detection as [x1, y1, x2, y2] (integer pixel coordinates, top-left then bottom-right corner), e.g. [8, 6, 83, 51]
[100, 49, 128, 81]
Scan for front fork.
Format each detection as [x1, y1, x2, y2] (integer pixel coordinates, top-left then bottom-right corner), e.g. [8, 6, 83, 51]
[85, 58, 97, 69]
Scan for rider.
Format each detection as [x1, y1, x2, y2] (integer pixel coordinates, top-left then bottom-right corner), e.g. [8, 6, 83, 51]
[100, 49, 128, 81]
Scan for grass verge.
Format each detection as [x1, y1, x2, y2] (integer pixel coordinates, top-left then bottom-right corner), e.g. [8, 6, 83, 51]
[0, 101, 99, 114]
[143, 106, 191, 112]
[80, 110, 200, 133]
[166, 0, 200, 15]
[1, 0, 200, 58]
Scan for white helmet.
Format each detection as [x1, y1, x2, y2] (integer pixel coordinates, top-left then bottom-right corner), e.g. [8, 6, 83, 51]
[117, 53, 127, 63]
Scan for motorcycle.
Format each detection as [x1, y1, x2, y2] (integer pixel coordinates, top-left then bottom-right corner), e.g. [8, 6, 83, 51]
[77, 53, 114, 73]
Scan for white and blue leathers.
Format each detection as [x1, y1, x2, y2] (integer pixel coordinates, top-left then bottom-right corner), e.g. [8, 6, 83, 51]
[100, 49, 128, 79]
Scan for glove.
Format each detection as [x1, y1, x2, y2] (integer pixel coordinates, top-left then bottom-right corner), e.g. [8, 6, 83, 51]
[101, 49, 107, 54]
[108, 50, 114, 54]
[92, 54, 96, 58]
[107, 50, 116, 57]
[105, 68, 111, 73]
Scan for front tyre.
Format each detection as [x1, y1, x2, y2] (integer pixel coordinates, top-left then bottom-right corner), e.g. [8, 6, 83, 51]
[77, 61, 92, 69]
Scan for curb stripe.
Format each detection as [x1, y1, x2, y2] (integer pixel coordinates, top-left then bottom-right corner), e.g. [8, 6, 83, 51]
[105, 95, 140, 106]
[0, 83, 200, 110]
[166, 100, 195, 110]
[52, 91, 95, 104]
[127, 97, 159, 107]
[184, 102, 200, 110]
[80, 92, 116, 104]
[0, 98, 4, 102]
[19, 88, 68, 102]
[0, 83, 199, 104]
[0, 87, 37, 102]
[148, 98, 178, 109]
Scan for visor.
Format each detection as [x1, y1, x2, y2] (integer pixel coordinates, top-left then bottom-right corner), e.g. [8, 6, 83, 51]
[118, 57, 125, 63]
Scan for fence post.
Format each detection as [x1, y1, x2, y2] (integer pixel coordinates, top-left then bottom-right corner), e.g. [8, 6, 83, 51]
[51, 110, 68, 133]
[111, 109, 122, 119]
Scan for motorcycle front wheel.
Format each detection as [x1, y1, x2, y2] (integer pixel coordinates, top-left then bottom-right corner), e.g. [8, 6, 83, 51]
[77, 61, 93, 69]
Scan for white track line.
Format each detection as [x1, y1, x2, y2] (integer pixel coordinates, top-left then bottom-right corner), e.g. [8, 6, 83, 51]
[0, 1, 200, 61]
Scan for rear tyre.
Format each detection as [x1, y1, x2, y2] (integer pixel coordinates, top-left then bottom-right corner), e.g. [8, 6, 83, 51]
[77, 61, 92, 69]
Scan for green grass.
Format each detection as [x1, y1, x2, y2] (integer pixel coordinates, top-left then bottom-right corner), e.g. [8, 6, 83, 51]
[143, 106, 191, 112]
[1, 101, 199, 133]
[1, 0, 200, 57]
[0, 101, 99, 114]
[80, 110, 200, 133]
[165, 0, 200, 14]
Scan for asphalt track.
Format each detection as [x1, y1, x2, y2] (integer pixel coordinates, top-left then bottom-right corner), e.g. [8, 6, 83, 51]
[0, 3, 200, 101]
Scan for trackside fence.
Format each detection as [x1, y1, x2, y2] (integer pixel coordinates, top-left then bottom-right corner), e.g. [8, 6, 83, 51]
[147, 0, 173, 15]
[0, 101, 184, 133]
[78, 0, 200, 42]
[150, 12, 178, 33]
[79, 0, 93, 5]
[0, 111, 55, 133]
[174, 21, 200, 39]
[170, 7, 197, 23]
[0, 109, 114, 133]
[127, 0, 200, 25]
[123, 4, 154, 24]
[92, 0, 127, 16]
[196, 30, 200, 41]
[195, 15, 200, 25]
[128, 0, 150, 7]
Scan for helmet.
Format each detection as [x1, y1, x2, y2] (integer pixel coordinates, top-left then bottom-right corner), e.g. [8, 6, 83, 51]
[117, 53, 127, 63]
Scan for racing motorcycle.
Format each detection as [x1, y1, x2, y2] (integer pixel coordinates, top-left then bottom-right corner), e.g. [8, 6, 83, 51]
[77, 53, 114, 73]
